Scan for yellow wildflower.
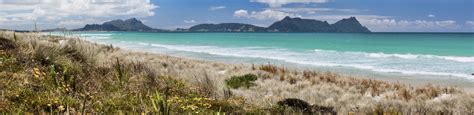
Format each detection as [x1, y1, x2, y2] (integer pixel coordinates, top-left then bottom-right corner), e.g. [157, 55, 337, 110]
[33, 67, 41, 78]
[58, 106, 65, 111]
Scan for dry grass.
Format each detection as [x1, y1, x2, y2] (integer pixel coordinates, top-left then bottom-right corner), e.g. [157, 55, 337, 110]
[0, 31, 472, 114]
[234, 64, 473, 113]
[0, 31, 243, 113]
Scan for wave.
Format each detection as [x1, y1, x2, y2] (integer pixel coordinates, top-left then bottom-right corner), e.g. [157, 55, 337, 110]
[80, 34, 113, 37]
[439, 56, 474, 63]
[137, 42, 150, 46]
[80, 34, 113, 40]
[371, 68, 473, 79]
[314, 49, 474, 63]
[275, 59, 473, 80]
[138, 43, 473, 80]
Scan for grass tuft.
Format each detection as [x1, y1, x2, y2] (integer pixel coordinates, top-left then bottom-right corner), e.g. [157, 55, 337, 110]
[225, 74, 258, 89]
[258, 64, 278, 74]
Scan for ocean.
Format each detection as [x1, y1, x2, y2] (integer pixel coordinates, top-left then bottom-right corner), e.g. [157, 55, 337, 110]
[50, 32, 474, 87]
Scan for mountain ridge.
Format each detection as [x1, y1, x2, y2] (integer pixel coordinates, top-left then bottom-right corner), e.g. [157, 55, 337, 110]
[188, 23, 267, 32]
[73, 17, 371, 33]
[73, 18, 165, 32]
[267, 16, 332, 32]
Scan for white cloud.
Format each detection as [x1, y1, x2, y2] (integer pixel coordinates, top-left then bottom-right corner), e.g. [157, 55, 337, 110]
[0, 0, 158, 30]
[234, 9, 300, 20]
[361, 18, 458, 32]
[251, 0, 329, 7]
[58, 18, 102, 26]
[209, 6, 226, 11]
[435, 20, 456, 27]
[466, 21, 474, 26]
[466, 21, 474, 29]
[234, 10, 249, 18]
[183, 19, 196, 24]
[428, 14, 435, 18]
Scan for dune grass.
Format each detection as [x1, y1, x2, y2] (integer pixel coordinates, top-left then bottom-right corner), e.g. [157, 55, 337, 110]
[225, 74, 258, 89]
[0, 31, 473, 114]
[0, 31, 243, 113]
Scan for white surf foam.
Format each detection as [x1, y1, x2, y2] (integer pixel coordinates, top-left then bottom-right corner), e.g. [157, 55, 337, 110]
[80, 34, 113, 40]
[313, 49, 474, 63]
[142, 43, 473, 80]
[439, 56, 474, 63]
[80, 34, 113, 37]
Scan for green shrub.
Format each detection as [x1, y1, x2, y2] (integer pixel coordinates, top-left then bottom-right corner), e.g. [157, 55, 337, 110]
[225, 74, 258, 89]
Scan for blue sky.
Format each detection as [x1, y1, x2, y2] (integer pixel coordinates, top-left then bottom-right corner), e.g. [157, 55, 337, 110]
[0, 0, 473, 32]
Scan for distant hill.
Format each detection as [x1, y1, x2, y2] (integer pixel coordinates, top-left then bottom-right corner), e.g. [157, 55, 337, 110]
[188, 23, 266, 32]
[41, 28, 68, 32]
[187, 16, 370, 33]
[74, 17, 370, 33]
[267, 16, 370, 33]
[75, 18, 159, 32]
[330, 17, 371, 33]
[267, 16, 333, 32]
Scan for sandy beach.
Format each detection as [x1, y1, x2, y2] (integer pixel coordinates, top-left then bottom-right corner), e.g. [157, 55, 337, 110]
[1, 30, 473, 113]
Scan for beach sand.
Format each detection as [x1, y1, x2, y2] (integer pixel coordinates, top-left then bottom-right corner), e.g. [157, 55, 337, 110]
[1, 31, 473, 113]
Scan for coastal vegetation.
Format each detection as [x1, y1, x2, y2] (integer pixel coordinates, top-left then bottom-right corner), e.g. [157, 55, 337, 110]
[0, 31, 472, 114]
[225, 74, 258, 89]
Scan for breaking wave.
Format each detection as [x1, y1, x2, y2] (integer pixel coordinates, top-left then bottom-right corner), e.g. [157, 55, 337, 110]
[136, 42, 474, 80]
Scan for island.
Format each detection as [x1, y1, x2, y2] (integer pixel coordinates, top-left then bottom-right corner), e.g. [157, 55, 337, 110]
[69, 16, 371, 33]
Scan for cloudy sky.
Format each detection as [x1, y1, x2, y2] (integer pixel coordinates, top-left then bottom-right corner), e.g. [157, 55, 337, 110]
[0, 0, 473, 32]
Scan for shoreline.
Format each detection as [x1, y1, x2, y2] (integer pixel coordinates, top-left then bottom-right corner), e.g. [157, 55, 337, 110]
[65, 31, 473, 84]
[1, 31, 473, 113]
[89, 37, 474, 91]
[120, 47, 474, 92]
[53, 31, 474, 99]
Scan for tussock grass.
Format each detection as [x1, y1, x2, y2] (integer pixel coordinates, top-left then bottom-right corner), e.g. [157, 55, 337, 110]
[0, 31, 472, 114]
[234, 64, 473, 113]
[0, 31, 242, 113]
[225, 74, 258, 89]
[258, 64, 288, 75]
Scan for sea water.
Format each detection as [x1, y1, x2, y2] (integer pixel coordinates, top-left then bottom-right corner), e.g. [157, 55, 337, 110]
[50, 32, 474, 87]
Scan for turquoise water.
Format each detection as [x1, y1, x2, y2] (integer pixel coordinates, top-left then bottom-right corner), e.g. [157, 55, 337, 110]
[50, 32, 474, 82]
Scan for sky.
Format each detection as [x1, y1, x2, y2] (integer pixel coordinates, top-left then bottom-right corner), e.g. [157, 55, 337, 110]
[0, 0, 473, 32]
